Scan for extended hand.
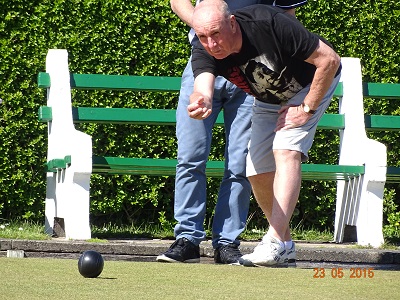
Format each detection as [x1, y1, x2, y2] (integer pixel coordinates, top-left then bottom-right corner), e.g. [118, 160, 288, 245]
[187, 92, 212, 120]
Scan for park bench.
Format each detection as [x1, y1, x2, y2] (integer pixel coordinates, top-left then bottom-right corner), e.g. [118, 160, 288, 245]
[38, 49, 400, 247]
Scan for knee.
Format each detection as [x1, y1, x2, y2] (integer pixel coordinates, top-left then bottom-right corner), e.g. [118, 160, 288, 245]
[273, 149, 301, 163]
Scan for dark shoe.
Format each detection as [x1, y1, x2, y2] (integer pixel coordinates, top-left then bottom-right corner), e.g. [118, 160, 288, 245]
[156, 238, 200, 263]
[214, 243, 242, 265]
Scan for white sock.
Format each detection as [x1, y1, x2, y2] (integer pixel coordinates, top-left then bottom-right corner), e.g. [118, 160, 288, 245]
[263, 234, 285, 248]
[284, 240, 293, 250]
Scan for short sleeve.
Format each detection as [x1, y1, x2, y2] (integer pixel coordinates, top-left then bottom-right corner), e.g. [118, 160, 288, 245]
[272, 12, 319, 60]
[191, 40, 219, 78]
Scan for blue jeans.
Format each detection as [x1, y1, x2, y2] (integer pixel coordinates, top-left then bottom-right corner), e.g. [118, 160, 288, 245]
[174, 60, 253, 248]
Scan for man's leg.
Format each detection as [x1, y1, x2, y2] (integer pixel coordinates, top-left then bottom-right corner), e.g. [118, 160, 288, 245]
[267, 149, 302, 241]
[248, 173, 273, 224]
[266, 75, 340, 244]
[241, 76, 340, 267]
[241, 102, 305, 267]
[157, 61, 219, 263]
[212, 80, 252, 263]
[174, 61, 216, 243]
[248, 171, 290, 240]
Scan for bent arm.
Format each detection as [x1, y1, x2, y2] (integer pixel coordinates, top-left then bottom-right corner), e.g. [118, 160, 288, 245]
[188, 72, 215, 119]
[275, 40, 340, 131]
[303, 40, 341, 110]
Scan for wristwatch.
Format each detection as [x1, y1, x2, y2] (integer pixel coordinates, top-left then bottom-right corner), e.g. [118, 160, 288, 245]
[301, 103, 316, 115]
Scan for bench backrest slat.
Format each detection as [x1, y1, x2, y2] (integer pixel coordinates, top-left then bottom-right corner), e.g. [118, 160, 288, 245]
[364, 115, 400, 131]
[363, 82, 400, 99]
[38, 106, 345, 129]
[38, 72, 182, 91]
[365, 115, 400, 131]
[38, 72, 344, 96]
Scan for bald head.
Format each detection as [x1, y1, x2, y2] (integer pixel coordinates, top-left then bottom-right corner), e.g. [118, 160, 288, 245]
[192, 0, 241, 59]
[193, 0, 231, 26]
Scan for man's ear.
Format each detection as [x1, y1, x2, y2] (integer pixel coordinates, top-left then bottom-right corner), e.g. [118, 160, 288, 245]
[229, 15, 236, 32]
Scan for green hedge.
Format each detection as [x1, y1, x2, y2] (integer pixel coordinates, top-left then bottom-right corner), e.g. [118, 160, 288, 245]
[0, 0, 399, 238]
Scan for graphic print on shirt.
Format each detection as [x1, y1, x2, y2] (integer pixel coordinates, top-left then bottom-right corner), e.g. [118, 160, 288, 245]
[227, 55, 303, 104]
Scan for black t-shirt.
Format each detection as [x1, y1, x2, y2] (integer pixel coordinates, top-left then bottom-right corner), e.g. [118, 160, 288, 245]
[192, 5, 339, 104]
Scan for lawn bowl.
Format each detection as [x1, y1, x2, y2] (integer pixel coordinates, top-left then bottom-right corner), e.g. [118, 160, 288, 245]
[78, 250, 104, 278]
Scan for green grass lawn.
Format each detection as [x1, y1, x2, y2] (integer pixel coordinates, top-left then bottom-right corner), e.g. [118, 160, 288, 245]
[1, 257, 399, 300]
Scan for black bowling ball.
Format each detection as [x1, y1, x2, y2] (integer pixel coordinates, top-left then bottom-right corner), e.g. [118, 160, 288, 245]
[78, 250, 104, 278]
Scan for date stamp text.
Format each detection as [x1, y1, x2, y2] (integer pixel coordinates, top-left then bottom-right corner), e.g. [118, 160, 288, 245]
[313, 268, 375, 279]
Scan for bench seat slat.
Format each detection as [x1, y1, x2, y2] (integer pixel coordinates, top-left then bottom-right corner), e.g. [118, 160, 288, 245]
[89, 156, 364, 181]
[92, 156, 224, 177]
[386, 166, 400, 182]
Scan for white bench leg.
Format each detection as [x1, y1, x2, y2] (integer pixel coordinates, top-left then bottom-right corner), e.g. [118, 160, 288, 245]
[356, 181, 385, 247]
[356, 139, 386, 247]
[335, 140, 386, 247]
[44, 131, 92, 240]
[334, 176, 362, 243]
[44, 172, 57, 235]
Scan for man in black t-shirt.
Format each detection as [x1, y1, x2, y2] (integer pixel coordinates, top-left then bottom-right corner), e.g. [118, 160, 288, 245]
[189, 0, 341, 267]
[157, 0, 308, 266]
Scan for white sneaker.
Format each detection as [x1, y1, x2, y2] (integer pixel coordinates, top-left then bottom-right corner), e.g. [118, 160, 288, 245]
[286, 242, 296, 268]
[239, 236, 287, 267]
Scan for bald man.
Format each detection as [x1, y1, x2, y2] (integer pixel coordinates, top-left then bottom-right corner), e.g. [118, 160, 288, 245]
[189, 0, 341, 267]
[157, 0, 307, 265]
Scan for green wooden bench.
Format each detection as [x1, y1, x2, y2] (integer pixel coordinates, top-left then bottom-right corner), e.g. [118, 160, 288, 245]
[38, 50, 400, 247]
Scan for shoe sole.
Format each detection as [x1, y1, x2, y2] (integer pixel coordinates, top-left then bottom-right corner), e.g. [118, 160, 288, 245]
[253, 263, 289, 268]
[240, 258, 288, 268]
[156, 254, 200, 263]
[214, 261, 241, 266]
[288, 259, 297, 268]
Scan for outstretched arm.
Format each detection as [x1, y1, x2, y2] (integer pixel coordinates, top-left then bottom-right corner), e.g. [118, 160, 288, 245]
[188, 72, 215, 120]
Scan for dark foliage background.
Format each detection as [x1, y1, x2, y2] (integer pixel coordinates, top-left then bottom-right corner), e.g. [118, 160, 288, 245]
[0, 0, 399, 237]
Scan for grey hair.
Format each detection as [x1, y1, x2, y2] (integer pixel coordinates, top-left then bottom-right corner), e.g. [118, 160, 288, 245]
[198, 0, 232, 19]
[218, 0, 232, 19]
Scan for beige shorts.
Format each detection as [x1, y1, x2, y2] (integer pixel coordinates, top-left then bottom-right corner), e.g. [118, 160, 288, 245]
[246, 75, 341, 177]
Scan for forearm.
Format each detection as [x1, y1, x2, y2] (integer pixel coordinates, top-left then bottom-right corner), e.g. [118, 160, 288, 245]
[188, 72, 215, 119]
[170, 0, 196, 27]
[304, 41, 340, 109]
[192, 72, 215, 105]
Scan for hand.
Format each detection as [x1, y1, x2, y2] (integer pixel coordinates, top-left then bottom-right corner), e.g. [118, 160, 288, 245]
[275, 105, 311, 132]
[187, 92, 212, 120]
